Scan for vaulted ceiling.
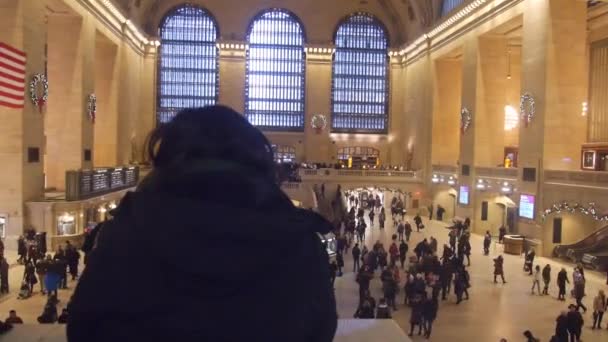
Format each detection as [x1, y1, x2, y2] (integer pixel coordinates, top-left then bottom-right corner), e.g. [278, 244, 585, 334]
[112, 0, 445, 46]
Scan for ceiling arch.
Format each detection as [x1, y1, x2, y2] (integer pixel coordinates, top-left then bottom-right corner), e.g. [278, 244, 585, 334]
[112, 0, 436, 46]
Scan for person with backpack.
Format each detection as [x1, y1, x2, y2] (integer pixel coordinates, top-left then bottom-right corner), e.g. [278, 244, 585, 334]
[354, 293, 375, 319]
[399, 240, 408, 269]
[352, 243, 361, 273]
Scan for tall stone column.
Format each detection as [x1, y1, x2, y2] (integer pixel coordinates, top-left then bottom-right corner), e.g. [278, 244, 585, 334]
[46, 14, 95, 189]
[518, 0, 587, 238]
[456, 37, 481, 226]
[0, 0, 46, 247]
[217, 42, 246, 113]
[304, 48, 333, 163]
[388, 56, 405, 165]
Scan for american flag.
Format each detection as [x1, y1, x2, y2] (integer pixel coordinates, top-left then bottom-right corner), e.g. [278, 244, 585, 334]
[0, 42, 27, 109]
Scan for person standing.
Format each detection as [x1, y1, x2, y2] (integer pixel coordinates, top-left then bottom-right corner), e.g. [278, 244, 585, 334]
[336, 253, 344, 277]
[23, 261, 38, 294]
[428, 204, 433, 221]
[404, 221, 412, 242]
[498, 226, 507, 244]
[557, 268, 569, 301]
[566, 304, 584, 342]
[493, 255, 506, 284]
[592, 290, 606, 329]
[422, 297, 438, 338]
[555, 311, 569, 342]
[429, 236, 438, 255]
[483, 231, 491, 256]
[65, 241, 80, 281]
[449, 229, 457, 253]
[45, 256, 60, 299]
[35, 257, 49, 294]
[352, 243, 361, 273]
[329, 261, 337, 288]
[389, 237, 399, 267]
[531, 265, 542, 295]
[399, 240, 408, 269]
[368, 210, 375, 227]
[17, 236, 27, 264]
[542, 264, 551, 295]
[408, 294, 424, 337]
[414, 214, 423, 232]
[378, 208, 386, 229]
[0, 256, 8, 294]
[524, 249, 536, 275]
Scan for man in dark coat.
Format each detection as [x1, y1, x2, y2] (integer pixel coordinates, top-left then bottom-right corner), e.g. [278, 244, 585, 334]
[352, 243, 361, 272]
[422, 297, 439, 338]
[557, 268, 569, 301]
[65, 241, 80, 281]
[566, 304, 584, 342]
[0, 257, 8, 294]
[67, 106, 337, 342]
[555, 311, 569, 342]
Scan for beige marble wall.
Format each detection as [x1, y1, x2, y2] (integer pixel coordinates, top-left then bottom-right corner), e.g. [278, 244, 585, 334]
[0, 0, 46, 248]
[431, 59, 461, 166]
[93, 33, 119, 167]
[45, 14, 95, 190]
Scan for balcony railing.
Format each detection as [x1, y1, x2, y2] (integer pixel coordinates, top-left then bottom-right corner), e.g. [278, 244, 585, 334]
[475, 166, 517, 180]
[298, 168, 422, 182]
[545, 169, 608, 188]
[432, 164, 458, 174]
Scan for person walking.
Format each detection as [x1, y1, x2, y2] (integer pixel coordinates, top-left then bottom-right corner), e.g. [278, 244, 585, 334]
[65, 241, 80, 281]
[493, 255, 506, 284]
[23, 261, 38, 294]
[17, 236, 27, 264]
[557, 268, 570, 301]
[422, 297, 438, 338]
[542, 264, 551, 295]
[524, 249, 535, 275]
[592, 290, 606, 329]
[389, 237, 399, 267]
[368, 210, 375, 227]
[483, 231, 491, 256]
[397, 221, 404, 241]
[329, 261, 337, 288]
[573, 267, 587, 313]
[399, 240, 408, 269]
[336, 253, 344, 277]
[566, 304, 584, 342]
[531, 265, 542, 295]
[352, 243, 361, 273]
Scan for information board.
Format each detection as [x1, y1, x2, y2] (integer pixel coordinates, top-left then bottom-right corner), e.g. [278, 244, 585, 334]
[519, 194, 536, 220]
[458, 185, 470, 205]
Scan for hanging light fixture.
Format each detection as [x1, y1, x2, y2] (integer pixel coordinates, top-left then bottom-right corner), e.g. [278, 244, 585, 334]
[506, 48, 512, 80]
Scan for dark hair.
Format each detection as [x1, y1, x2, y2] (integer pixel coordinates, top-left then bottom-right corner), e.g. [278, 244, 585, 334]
[146, 106, 275, 182]
[9, 310, 15, 314]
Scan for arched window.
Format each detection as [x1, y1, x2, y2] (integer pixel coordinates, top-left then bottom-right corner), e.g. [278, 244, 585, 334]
[332, 13, 389, 133]
[441, 0, 465, 16]
[246, 9, 306, 131]
[157, 5, 219, 123]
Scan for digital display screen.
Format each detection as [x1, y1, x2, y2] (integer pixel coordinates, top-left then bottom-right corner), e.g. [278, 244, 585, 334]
[519, 194, 536, 220]
[459, 186, 469, 205]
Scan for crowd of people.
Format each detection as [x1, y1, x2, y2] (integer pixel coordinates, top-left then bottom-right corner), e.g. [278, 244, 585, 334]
[328, 189, 608, 341]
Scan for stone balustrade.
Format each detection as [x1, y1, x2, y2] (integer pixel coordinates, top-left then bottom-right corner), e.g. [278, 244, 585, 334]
[544, 169, 608, 188]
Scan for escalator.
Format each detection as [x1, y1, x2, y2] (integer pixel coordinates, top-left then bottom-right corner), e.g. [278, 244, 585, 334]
[553, 225, 608, 271]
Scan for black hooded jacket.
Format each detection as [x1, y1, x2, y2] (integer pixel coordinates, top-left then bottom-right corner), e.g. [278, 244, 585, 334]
[67, 168, 337, 342]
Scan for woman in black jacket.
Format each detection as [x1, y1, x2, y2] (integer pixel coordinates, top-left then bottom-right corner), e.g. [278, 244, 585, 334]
[67, 106, 337, 342]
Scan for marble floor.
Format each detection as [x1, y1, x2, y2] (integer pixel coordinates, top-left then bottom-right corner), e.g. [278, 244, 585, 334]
[334, 193, 608, 341]
[1, 193, 608, 341]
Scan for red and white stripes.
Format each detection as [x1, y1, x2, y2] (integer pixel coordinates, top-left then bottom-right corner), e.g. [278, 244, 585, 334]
[0, 42, 27, 109]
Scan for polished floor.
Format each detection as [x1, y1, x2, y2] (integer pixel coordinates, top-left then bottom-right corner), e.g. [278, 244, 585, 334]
[333, 192, 608, 341]
[1, 193, 608, 341]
